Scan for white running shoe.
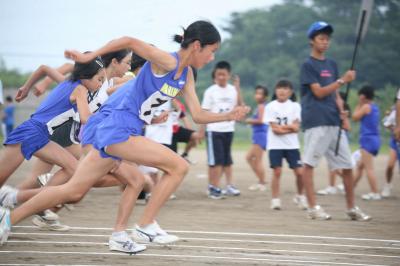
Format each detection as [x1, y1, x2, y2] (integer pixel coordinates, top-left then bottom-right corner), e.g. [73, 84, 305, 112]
[308, 205, 332, 220]
[270, 198, 281, 210]
[248, 183, 267, 191]
[346, 206, 371, 221]
[109, 232, 146, 254]
[361, 193, 382, 201]
[317, 186, 337, 195]
[32, 215, 70, 231]
[336, 183, 345, 194]
[37, 173, 54, 187]
[39, 209, 59, 221]
[224, 185, 241, 196]
[132, 221, 179, 244]
[381, 183, 392, 198]
[293, 195, 308, 210]
[0, 207, 11, 245]
[0, 186, 18, 209]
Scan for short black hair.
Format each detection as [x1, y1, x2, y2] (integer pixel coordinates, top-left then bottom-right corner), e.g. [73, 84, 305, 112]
[358, 85, 375, 100]
[255, 85, 268, 97]
[5, 96, 13, 102]
[214, 61, 231, 72]
[275, 79, 293, 90]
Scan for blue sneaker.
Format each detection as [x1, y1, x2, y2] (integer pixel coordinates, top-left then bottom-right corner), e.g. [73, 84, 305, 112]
[207, 185, 224, 200]
[0, 207, 11, 245]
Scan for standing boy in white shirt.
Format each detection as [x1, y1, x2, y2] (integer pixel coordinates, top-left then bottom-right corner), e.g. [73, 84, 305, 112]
[200, 61, 243, 199]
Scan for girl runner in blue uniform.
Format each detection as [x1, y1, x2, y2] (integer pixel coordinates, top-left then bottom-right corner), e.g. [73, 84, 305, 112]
[0, 20, 249, 248]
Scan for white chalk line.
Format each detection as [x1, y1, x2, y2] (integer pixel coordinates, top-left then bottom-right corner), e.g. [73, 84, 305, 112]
[6, 240, 400, 259]
[10, 232, 400, 250]
[0, 250, 387, 266]
[13, 225, 400, 243]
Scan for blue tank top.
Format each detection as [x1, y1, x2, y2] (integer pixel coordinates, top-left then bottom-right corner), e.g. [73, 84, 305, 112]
[360, 103, 380, 136]
[252, 103, 268, 133]
[31, 80, 80, 124]
[105, 52, 189, 124]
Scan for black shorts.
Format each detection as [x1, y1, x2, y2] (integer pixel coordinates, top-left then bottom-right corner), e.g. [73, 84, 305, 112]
[50, 120, 80, 148]
[206, 131, 233, 166]
[269, 149, 302, 169]
[169, 127, 194, 152]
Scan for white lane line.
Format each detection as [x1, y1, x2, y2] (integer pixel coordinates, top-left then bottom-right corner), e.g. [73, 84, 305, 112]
[0, 250, 387, 266]
[6, 240, 400, 259]
[10, 232, 400, 250]
[14, 225, 400, 243]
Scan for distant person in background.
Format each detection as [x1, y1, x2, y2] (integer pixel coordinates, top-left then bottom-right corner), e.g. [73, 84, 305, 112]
[246, 85, 268, 192]
[2, 96, 16, 138]
[382, 100, 397, 198]
[352, 85, 381, 201]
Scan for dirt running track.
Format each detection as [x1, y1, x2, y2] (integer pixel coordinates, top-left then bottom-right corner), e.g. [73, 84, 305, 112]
[1, 150, 399, 265]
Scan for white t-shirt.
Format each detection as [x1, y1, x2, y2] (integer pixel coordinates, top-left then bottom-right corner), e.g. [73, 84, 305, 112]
[144, 100, 173, 145]
[201, 83, 237, 132]
[263, 99, 301, 150]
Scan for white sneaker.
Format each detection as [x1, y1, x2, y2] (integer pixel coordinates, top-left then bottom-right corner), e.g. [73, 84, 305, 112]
[381, 183, 392, 198]
[336, 183, 345, 194]
[270, 198, 281, 210]
[361, 193, 382, 201]
[39, 209, 59, 221]
[32, 215, 70, 231]
[308, 205, 332, 220]
[37, 173, 54, 187]
[224, 185, 241, 196]
[346, 206, 372, 221]
[317, 186, 337, 195]
[293, 195, 308, 210]
[132, 221, 179, 244]
[0, 186, 17, 209]
[248, 183, 267, 191]
[0, 207, 11, 245]
[109, 232, 146, 254]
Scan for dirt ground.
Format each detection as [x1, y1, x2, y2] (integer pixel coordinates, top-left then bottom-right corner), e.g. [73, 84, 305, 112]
[0, 149, 399, 265]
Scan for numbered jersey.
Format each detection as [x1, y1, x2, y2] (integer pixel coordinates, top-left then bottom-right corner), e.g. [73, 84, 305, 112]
[263, 99, 301, 150]
[201, 83, 237, 132]
[112, 52, 189, 125]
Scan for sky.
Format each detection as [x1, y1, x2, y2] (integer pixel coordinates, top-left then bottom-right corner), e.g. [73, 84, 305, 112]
[0, 0, 281, 72]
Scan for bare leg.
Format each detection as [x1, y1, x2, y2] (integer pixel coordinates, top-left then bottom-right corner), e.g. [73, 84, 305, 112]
[224, 165, 233, 186]
[341, 168, 355, 209]
[293, 167, 304, 195]
[209, 165, 223, 187]
[0, 144, 25, 187]
[105, 136, 189, 227]
[353, 161, 364, 188]
[271, 167, 281, 198]
[386, 149, 397, 184]
[303, 164, 316, 208]
[329, 170, 336, 187]
[361, 149, 379, 193]
[246, 144, 266, 184]
[11, 150, 114, 225]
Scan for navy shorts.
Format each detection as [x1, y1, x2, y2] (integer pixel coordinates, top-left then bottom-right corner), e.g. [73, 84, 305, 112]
[206, 131, 233, 166]
[269, 149, 302, 169]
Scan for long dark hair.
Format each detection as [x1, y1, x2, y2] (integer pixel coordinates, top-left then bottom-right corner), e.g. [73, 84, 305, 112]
[101, 49, 131, 68]
[173, 20, 221, 49]
[70, 54, 104, 81]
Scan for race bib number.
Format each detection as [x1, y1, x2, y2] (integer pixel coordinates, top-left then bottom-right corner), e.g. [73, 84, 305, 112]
[139, 91, 170, 124]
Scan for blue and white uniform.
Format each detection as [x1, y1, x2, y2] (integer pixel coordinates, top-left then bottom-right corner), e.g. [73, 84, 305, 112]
[4, 80, 80, 159]
[359, 103, 381, 156]
[92, 52, 189, 159]
[251, 103, 267, 150]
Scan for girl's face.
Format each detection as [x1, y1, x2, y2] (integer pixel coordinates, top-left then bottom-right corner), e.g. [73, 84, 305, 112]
[190, 42, 219, 69]
[311, 33, 330, 53]
[358, 94, 367, 103]
[254, 89, 266, 103]
[275, 86, 292, 102]
[81, 69, 106, 91]
[112, 53, 132, 78]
